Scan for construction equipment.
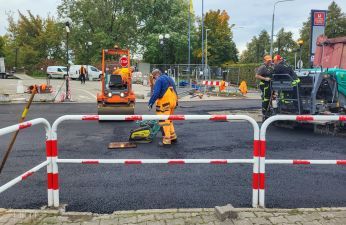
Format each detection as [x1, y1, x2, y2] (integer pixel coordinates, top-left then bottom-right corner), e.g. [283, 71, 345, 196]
[97, 47, 135, 115]
[129, 120, 161, 143]
[266, 36, 346, 134]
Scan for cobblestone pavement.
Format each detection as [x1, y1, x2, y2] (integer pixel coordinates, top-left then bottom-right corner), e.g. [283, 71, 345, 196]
[1, 207, 346, 225]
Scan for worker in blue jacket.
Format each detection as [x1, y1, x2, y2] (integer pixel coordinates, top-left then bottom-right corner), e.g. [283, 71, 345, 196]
[148, 69, 178, 146]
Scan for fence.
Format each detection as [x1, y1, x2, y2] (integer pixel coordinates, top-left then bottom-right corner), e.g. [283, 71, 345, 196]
[51, 114, 260, 208]
[259, 115, 346, 207]
[1, 114, 345, 209]
[0, 118, 53, 207]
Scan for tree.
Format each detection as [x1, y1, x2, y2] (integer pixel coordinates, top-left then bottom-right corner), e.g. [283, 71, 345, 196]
[194, 10, 238, 66]
[273, 28, 296, 65]
[4, 11, 64, 71]
[325, 1, 346, 38]
[0, 36, 5, 57]
[240, 30, 270, 63]
[298, 16, 311, 66]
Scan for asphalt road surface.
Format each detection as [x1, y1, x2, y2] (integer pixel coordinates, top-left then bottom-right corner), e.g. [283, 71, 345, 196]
[0, 100, 345, 213]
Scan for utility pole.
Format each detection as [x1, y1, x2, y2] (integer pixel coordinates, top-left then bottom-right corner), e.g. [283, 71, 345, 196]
[270, 0, 295, 56]
[201, 0, 205, 79]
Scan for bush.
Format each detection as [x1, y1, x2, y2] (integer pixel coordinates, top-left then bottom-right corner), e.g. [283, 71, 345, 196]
[30, 70, 47, 78]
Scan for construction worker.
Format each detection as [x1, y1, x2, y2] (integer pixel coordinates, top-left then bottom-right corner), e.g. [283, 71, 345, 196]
[273, 55, 300, 112]
[148, 69, 178, 146]
[255, 55, 273, 120]
[79, 65, 86, 84]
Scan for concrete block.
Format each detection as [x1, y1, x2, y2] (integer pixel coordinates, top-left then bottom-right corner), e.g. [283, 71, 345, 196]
[215, 204, 238, 221]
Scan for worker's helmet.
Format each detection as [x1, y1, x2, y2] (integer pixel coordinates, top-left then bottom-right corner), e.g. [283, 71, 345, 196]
[263, 55, 272, 62]
[273, 55, 283, 61]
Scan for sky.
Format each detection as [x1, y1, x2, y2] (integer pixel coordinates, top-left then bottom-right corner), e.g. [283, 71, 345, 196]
[1, 0, 346, 53]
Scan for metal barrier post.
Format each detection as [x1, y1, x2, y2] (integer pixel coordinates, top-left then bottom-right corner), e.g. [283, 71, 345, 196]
[259, 115, 346, 208]
[0, 118, 53, 207]
[52, 114, 260, 208]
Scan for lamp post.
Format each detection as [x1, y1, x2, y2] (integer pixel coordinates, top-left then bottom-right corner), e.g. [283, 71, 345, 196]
[85, 41, 92, 80]
[159, 33, 170, 72]
[65, 19, 71, 101]
[205, 28, 210, 79]
[297, 39, 304, 70]
[270, 0, 295, 56]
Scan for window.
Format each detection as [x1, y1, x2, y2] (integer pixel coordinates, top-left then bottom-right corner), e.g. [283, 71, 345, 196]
[90, 67, 98, 72]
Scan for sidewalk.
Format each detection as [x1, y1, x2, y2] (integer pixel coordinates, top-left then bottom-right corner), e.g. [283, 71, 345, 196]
[1, 207, 345, 225]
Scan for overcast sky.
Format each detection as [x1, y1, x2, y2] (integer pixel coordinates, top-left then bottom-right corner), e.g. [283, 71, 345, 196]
[1, 0, 345, 53]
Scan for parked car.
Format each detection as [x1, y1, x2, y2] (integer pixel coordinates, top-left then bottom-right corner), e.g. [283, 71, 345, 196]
[69, 65, 102, 81]
[0, 57, 14, 79]
[47, 66, 68, 79]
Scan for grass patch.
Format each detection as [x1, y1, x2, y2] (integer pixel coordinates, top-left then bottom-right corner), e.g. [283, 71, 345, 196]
[29, 70, 47, 78]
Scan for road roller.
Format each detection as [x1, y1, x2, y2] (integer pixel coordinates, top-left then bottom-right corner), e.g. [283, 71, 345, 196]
[97, 47, 135, 115]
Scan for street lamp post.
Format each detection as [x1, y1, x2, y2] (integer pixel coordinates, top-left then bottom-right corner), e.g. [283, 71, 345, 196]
[159, 33, 170, 72]
[65, 19, 71, 101]
[270, 0, 295, 56]
[205, 28, 210, 79]
[85, 41, 92, 80]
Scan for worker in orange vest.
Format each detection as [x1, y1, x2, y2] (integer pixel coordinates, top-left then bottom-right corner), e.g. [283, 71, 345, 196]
[79, 65, 87, 84]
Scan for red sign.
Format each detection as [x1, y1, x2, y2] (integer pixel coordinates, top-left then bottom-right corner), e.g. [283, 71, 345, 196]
[120, 56, 128, 67]
[314, 12, 325, 26]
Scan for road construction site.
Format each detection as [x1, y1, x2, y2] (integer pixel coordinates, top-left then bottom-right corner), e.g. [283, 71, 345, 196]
[0, 101, 345, 214]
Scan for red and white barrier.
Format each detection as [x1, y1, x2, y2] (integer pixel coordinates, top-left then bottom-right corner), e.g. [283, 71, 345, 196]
[51, 114, 260, 208]
[0, 118, 53, 207]
[202, 80, 230, 87]
[259, 115, 346, 208]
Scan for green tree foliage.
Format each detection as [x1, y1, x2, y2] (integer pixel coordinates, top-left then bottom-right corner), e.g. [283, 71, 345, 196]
[141, 0, 191, 64]
[273, 28, 296, 65]
[4, 11, 64, 71]
[193, 10, 238, 66]
[325, 1, 346, 38]
[298, 16, 311, 66]
[240, 30, 270, 63]
[0, 36, 5, 57]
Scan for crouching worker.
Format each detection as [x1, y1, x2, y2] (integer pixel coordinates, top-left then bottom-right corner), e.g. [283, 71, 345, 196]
[148, 69, 178, 146]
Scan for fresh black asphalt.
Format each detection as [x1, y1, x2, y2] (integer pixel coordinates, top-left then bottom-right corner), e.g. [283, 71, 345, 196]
[0, 100, 345, 213]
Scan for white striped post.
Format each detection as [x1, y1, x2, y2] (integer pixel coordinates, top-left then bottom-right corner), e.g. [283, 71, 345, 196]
[259, 115, 346, 208]
[0, 118, 53, 207]
[51, 114, 260, 208]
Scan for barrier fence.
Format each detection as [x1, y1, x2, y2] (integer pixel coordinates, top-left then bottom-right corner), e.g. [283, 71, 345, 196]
[0, 118, 53, 207]
[259, 115, 346, 207]
[51, 114, 260, 208]
[1, 114, 346, 209]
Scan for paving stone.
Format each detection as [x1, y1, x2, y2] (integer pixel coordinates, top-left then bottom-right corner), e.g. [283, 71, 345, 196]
[185, 216, 204, 224]
[318, 212, 336, 219]
[299, 221, 322, 225]
[232, 218, 253, 225]
[237, 212, 257, 219]
[268, 216, 289, 224]
[254, 212, 274, 217]
[0, 214, 12, 223]
[165, 218, 185, 225]
[178, 208, 203, 213]
[137, 214, 155, 223]
[249, 217, 272, 225]
[145, 221, 165, 225]
[202, 215, 218, 223]
[81, 220, 100, 225]
[284, 215, 304, 223]
[155, 213, 174, 220]
[118, 216, 137, 224]
[174, 213, 192, 218]
[330, 211, 346, 218]
[98, 219, 118, 225]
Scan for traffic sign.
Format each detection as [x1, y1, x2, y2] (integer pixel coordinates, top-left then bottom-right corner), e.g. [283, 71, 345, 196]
[120, 56, 128, 67]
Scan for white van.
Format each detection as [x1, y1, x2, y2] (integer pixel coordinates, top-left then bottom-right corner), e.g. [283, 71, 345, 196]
[47, 66, 68, 79]
[69, 65, 102, 81]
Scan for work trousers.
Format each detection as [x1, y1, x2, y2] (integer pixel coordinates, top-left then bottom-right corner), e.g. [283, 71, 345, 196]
[80, 74, 86, 84]
[156, 87, 177, 145]
[260, 83, 271, 116]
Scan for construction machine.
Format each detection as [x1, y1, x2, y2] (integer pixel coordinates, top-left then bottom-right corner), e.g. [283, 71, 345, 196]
[267, 36, 346, 134]
[97, 47, 135, 115]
